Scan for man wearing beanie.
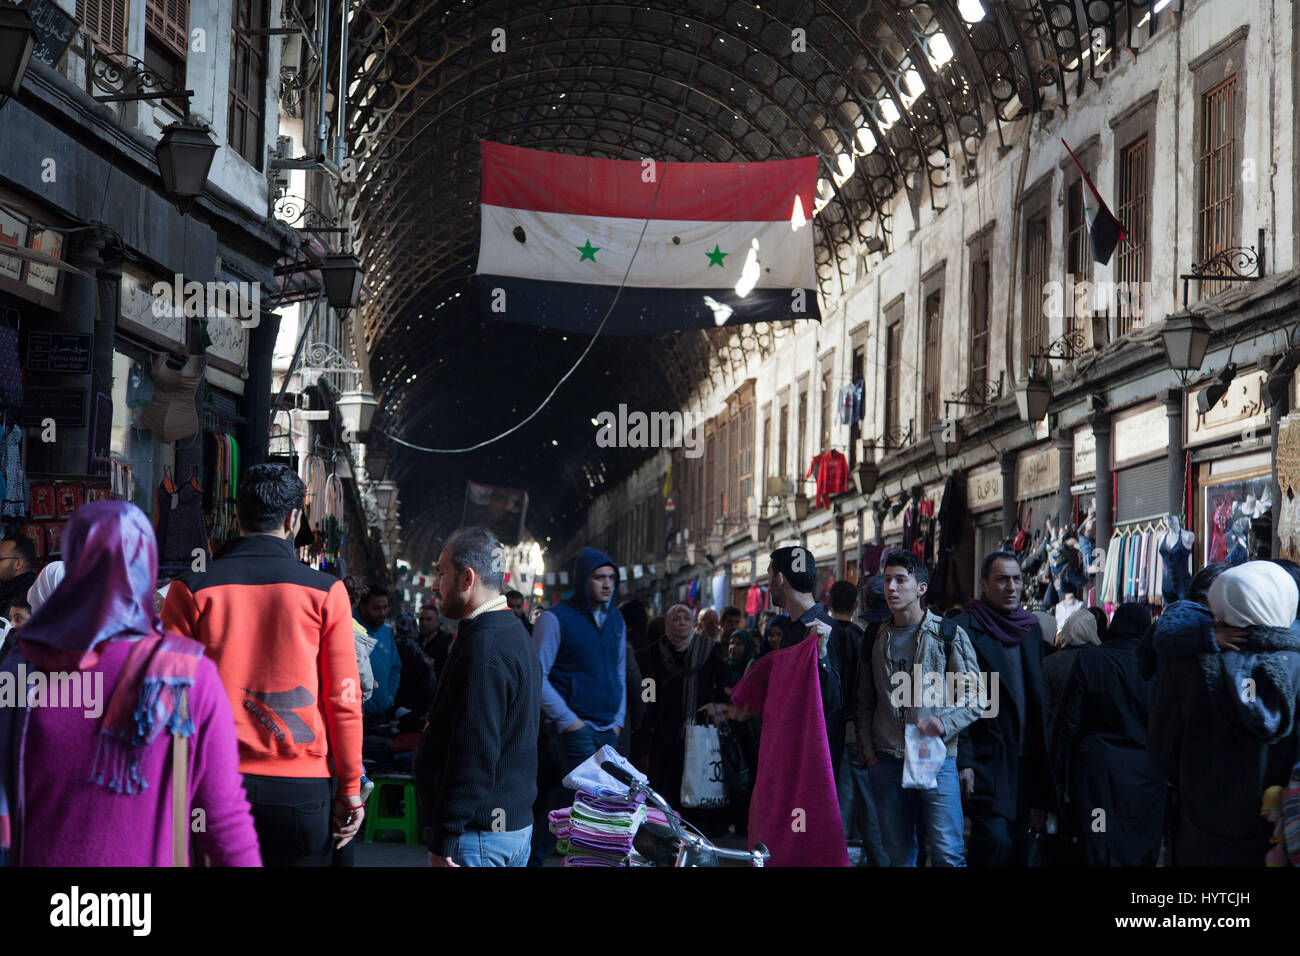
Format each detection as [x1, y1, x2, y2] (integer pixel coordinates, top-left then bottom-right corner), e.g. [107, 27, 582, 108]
[768, 546, 849, 763]
[1148, 560, 1300, 866]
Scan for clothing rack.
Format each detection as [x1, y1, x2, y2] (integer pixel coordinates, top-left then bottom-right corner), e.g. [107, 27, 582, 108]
[1101, 521, 1167, 608]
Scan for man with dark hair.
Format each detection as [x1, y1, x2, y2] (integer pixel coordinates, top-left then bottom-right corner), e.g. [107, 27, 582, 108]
[951, 551, 1055, 867]
[163, 463, 365, 866]
[0, 534, 37, 613]
[356, 584, 401, 721]
[620, 599, 649, 650]
[769, 546, 848, 763]
[530, 546, 626, 864]
[504, 588, 532, 634]
[419, 603, 454, 687]
[856, 552, 983, 866]
[719, 605, 744, 644]
[416, 527, 541, 866]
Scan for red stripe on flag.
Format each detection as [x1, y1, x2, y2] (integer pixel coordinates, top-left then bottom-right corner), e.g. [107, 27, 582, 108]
[480, 141, 818, 222]
[1062, 138, 1128, 243]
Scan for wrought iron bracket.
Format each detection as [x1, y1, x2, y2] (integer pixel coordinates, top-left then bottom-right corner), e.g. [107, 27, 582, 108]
[1180, 228, 1265, 307]
[273, 194, 350, 235]
[1033, 329, 1092, 362]
[944, 372, 1005, 414]
[88, 47, 193, 114]
[866, 422, 914, 451]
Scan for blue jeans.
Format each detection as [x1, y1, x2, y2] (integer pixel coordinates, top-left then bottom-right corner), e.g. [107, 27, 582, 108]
[449, 825, 533, 867]
[867, 754, 966, 867]
[838, 745, 889, 866]
[530, 723, 620, 865]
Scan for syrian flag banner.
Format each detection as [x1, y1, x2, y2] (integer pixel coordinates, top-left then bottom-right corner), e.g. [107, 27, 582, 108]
[1063, 138, 1127, 266]
[476, 141, 821, 334]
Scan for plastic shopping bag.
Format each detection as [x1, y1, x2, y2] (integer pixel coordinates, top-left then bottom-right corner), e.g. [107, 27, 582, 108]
[681, 723, 729, 808]
[902, 723, 946, 790]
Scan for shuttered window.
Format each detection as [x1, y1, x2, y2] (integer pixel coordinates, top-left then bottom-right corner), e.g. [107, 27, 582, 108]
[145, 0, 188, 57]
[1115, 460, 1168, 524]
[1198, 76, 1238, 298]
[77, 0, 129, 54]
[229, 0, 268, 168]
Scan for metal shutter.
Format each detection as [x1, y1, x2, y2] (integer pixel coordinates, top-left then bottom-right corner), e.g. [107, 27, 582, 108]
[1115, 459, 1168, 524]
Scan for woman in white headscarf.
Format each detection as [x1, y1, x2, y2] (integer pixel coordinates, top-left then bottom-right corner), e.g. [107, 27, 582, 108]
[27, 561, 65, 614]
[1043, 607, 1104, 739]
[1148, 560, 1300, 866]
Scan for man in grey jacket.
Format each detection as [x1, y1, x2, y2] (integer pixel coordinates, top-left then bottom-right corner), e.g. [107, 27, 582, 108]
[855, 551, 985, 866]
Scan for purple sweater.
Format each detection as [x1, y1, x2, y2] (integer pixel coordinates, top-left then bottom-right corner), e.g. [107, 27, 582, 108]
[19, 638, 261, 866]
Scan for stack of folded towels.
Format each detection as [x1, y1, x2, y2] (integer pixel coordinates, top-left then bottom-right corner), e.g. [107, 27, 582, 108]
[549, 790, 649, 867]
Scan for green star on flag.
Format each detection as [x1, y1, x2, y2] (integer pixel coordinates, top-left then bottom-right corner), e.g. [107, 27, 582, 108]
[706, 244, 728, 267]
[577, 238, 600, 261]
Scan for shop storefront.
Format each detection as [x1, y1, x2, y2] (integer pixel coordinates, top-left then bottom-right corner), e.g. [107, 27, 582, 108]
[967, 462, 1003, 586]
[1185, 370, 1273, 567]
[842, 515, 860, 582]
[805, 522, 837, 601]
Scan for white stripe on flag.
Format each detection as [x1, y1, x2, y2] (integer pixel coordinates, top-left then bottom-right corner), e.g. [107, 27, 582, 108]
[476, 205, 817, 290]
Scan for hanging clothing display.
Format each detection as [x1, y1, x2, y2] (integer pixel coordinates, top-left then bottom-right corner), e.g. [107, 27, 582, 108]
[138, 355, 202, 443]
[154, 473, 210, 572]
[744, 585, 766, 617]
[836, 380, 865, 426]
[0, 423, 26, 518]
[859, 542, 884, 577]
[208, 433, 240, 552]
[1100, 524, 1166, 607]
[805, 449, 848, 509]
[1158, 533, 1194, 602]
[0, 327, 22, 411]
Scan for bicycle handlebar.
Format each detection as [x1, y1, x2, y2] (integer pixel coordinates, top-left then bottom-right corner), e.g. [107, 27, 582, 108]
[600, 761, 770, 867]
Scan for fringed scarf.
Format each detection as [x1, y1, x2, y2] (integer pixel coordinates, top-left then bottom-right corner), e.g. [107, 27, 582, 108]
[659, 629, 717, 742]
[0, 501, 204, 866]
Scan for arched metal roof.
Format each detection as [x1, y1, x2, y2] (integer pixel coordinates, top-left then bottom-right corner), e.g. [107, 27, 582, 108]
[326, 0, 1182, 567]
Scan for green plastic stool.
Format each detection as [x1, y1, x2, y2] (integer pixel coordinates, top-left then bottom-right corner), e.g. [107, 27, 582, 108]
[363, 774, 421, 846]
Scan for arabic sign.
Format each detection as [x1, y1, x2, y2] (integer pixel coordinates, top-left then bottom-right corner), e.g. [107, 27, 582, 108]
[1186, 368, 1270, 448]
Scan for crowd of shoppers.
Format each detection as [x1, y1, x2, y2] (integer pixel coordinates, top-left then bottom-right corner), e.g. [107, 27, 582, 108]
[2, 480, 1298, 868]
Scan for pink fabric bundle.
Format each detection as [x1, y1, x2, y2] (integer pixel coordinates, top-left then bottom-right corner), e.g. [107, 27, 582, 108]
[731, 634, 849, 867]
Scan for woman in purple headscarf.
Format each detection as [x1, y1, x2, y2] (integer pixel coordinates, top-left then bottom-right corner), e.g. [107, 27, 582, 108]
[0, 500, 260, 866]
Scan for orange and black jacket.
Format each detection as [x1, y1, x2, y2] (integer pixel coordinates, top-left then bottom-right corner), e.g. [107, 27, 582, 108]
[162, 534, 363, 796]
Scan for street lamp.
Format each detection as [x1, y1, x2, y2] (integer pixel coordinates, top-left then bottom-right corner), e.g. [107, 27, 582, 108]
[372, 480, 397, 515]
[1015, 363, 1052, 423]
[0, 6, 36, 97]
[366, 447, 388, 481]
[155, 119, 218, 212]
[1160, 310, 1212, 373]
[336, 389, 378, 440]
[320, 252, 364, 311]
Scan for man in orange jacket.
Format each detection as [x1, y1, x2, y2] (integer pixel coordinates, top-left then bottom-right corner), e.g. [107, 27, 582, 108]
[163, 464, 364, 866]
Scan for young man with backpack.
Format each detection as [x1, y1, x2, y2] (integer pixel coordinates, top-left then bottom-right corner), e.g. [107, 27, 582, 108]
[854, 551, 985, 866]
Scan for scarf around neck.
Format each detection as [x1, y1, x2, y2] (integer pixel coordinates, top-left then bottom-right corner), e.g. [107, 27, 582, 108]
[0, 502, 204, 866]
[659, 629, 715, 741]
[965, 598, 1038, 647]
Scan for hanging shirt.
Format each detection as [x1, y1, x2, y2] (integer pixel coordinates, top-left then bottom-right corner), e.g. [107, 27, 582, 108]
[806, 450, 849, 509]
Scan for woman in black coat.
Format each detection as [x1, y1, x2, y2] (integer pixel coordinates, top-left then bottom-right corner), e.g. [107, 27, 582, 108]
[637, 603, 733, 839]
[1051, 602, 1164, 866]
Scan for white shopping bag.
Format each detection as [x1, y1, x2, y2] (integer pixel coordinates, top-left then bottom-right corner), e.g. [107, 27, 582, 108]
[902, 723, 946, 790]
[680, 723, 729, 808]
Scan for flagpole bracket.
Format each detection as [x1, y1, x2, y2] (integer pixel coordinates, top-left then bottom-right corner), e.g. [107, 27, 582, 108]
[1179, 228, 1265, 308]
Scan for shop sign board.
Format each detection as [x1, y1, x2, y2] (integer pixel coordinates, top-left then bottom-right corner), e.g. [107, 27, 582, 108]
[1112, 402, 1168, 468]
[967, 465, 1003, 513]
[1073, 425, 1096, 477]
[1016, 445, 1059, 499]
[842, 516, 859, 550]
[1186, 368, 1270, 448]
[120, 267, 186, 350]
[0, 207, 28, 281]
[25, 332, 91, 373]
[20, 387, 85, 426]
[805, 524, 837, 561]
[28, 0, 78, 69]
[729, 556, 753, 585]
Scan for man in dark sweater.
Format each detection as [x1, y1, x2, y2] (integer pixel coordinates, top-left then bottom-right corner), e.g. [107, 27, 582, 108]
[415, 526, 541, 867]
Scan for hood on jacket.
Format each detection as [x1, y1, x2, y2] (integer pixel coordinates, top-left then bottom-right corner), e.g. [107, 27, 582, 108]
[567, 546, 620, 616]
[1214, 623, 1300, 742]
[1155, 599, 1214, 638]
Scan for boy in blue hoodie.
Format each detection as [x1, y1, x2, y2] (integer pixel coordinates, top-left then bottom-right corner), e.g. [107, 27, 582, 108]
[529, 547, 627, 863]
